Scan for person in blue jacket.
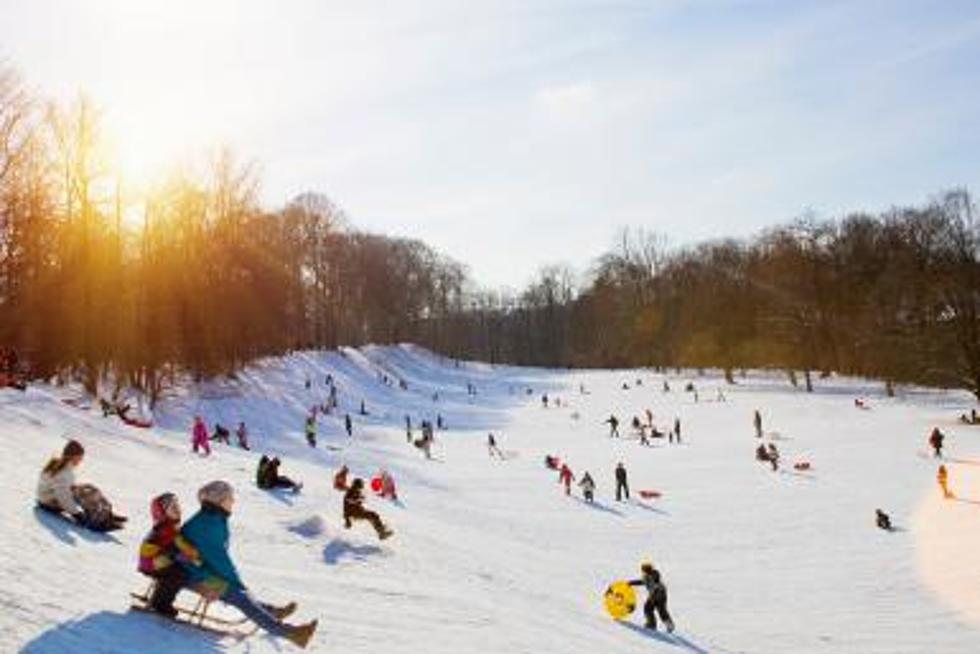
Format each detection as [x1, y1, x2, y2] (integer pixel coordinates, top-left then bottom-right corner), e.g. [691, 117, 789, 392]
[180, 480, 317, 648]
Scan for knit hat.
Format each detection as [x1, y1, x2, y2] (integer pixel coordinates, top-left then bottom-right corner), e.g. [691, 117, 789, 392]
[150, 492, 179, 524]
[62, 440, 84, 458]
[198, 480, 234, 506]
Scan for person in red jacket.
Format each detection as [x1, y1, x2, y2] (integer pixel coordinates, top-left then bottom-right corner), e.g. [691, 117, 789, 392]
[138, 493, 201, 617]
[558, 463, 575, 496]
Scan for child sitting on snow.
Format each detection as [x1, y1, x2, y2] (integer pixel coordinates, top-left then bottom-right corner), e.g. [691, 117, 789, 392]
[36, 439, 127, 532]
[138, 493, 201, 617]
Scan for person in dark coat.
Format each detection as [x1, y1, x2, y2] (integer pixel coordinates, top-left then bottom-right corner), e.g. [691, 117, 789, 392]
[928, 428, 945, 458]
[256, 456, 301, 492]
[628, 563, 674, 632]
[875, 509, 893, 531]
[343, 478, 393, 540]
[615, 462, 629, 501]
[606, 415, 620, 438]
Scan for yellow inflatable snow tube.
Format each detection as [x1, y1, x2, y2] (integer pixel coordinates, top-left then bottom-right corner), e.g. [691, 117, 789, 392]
[603, 580, 636, 619]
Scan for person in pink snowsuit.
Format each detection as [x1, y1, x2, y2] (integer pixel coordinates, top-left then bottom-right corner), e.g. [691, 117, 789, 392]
[192, 416, 211, 456]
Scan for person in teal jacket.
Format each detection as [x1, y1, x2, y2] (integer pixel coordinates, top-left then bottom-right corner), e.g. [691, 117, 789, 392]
[179, 481, 317, 648]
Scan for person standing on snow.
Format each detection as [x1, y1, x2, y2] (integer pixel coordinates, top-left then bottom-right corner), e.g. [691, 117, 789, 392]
[558, 463, 575, 495]
[344, 413, 353, 438]
[928, 428, 945, 458]
[180, 481, 317, 647]
[579, 472, 596, 503]
[753, 410, 763, 439]
[235, 422, 250, 450]
[606, 415, 620, 438]
[628, 562, 674, 632]
[674, 417, 681, 444]
[191, 416, 211, 456]
[615, 462, 630, 501]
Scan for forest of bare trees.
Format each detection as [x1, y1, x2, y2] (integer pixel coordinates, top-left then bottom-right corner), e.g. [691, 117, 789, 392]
[2, 62, 978, 403]
[437, 197, 980, 402]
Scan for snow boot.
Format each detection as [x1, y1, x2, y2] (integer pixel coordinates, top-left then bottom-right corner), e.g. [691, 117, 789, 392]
[261, 601, 298, 621]
[286, 619, 318, 649]
[379, 527, 394, 540]
[664, 619, 675, 633]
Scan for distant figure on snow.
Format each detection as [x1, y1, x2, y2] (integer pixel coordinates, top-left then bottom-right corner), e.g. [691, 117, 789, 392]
[487, 433, 503, 458]
[615, 462, 630, 501]
[345, 413, 353, 438]
[606, 415, 620, 438]
[766, 443, 780, 471]
[928, 428, 945, 458]
[753, 410, 763, 439]
[212, 423, 231, 445]
[579, 472, 595, 503]
[191, 416, 211, 456]
[236, 422, 250, 450]
[628, 562, 674, 632]
[673, 417, 681, 444]
[937, 465, 952, 499]
[333, 465, 350, 491]
[558, 463, 575, 496]
[305, 416, 317, 448]
[875, 509, 892, 531]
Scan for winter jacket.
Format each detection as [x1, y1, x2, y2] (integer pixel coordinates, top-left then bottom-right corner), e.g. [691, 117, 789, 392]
[36, 465, 82, 515]
[615, 466, 628, 484]
[344, 486, 368, 519]
[579, 475, 595, 492]
[139, 519, 200, 575]
[179, 503, 244, 596]
[629, 570, 668, 603]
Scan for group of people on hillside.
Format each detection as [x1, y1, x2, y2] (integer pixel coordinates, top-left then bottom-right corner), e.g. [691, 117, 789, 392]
[546, 456, 629, 503]
[190, 416, 250, 455]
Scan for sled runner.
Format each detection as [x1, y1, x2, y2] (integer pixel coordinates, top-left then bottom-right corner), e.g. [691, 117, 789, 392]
[130, 582, 296, 638]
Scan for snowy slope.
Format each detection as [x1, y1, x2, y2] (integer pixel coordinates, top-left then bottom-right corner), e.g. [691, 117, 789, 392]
[1, 345, 979, 653]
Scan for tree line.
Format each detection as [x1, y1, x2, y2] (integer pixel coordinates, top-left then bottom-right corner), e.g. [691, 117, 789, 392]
[3, 62, 978, 402]
[0, 64, 467, 402]
[433, 194, 980, 401]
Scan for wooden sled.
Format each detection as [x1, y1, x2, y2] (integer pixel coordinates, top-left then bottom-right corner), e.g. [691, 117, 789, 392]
[130, 581, 257, 638]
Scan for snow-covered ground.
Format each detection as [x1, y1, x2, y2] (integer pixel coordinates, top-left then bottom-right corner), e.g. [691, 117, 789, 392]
[1, 344, 978, 653]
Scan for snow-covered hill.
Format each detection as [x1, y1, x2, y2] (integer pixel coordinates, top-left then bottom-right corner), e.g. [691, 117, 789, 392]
[1, 345, 978, 653]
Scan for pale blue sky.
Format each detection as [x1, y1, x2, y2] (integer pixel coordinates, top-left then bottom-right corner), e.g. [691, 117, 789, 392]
[2, 0, 979, 288]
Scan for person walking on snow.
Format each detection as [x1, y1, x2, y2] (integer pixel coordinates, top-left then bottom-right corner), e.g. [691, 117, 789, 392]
[754, 410, 763, 439]
[628, 562, 674, 632]
[179, 481, 317, 647]
[191, 416, 211, 456]
[937, 464, 952, 499]
[487, 433, 503, 458]
[674, 417, 681, 444]
[579, 472, 596, 503]
[345, 413, 353, 438]
[343, 478, 393, 539]
[929, 427, 945, 458]
[606, 415, 620, 438]
[558, 463, 575, 495]
[615, 462, 630, 501]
